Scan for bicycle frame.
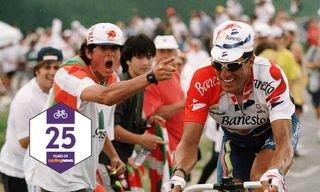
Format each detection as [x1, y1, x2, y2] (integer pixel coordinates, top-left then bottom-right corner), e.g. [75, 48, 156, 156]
[183, 177, 262, 192]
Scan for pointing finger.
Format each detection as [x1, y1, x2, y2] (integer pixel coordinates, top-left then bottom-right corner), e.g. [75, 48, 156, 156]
[166, 65, 176, 72]
[160, 56, 176, 65]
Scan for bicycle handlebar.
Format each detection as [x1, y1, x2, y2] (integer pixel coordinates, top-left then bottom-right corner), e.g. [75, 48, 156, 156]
[183, 180, 262, 192]
[183, 184, 213, 191]
[243, 181, 262, 188]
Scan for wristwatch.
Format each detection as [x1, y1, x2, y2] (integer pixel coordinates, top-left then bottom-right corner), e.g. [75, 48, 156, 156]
[146, 71, 158, 85]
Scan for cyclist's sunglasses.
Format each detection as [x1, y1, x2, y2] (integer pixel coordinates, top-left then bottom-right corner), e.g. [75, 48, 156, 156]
[211, 57, 249, 72]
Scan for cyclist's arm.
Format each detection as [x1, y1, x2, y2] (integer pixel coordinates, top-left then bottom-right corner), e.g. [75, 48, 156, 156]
[173, 122, 204, 176]
[269, 119, 293, 175]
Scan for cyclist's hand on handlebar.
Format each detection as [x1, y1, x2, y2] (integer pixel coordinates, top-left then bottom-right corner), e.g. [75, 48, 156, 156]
[172, 186, 182, 192]
[161, 176, 186, 192]
[161, 183, 181, 192]
[261, 181, 281, 192]
[260, 169, 286, 192]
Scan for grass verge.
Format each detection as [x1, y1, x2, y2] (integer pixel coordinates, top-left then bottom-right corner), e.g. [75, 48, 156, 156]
[0, 107, 9, 148]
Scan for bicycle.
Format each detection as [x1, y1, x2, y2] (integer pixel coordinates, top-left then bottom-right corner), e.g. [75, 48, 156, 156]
[183, 177, 262, 192]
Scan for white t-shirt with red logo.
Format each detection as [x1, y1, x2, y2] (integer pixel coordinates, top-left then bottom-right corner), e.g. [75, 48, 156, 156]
[24, 58, 118, 191]
[185, 56, 295, 136]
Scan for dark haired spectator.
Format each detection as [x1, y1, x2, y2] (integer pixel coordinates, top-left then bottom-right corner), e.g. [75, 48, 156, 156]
[98, 34, 164, 190]
[23, 22, 175, 192]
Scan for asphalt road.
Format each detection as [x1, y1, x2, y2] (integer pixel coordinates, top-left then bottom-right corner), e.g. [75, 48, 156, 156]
[286, 92, 320, 191]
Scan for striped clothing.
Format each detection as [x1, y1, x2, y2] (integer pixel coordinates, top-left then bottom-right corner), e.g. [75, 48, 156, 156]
[147, 121, 173, 192]
[24, 56, 118, 191]
[185, 56, 295, 136]
[184, 56, 298, 181]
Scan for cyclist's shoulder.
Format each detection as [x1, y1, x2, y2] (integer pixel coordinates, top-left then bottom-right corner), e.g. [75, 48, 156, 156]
[253, 56, 274, 71]
[188, 65, 221, 97]
[194, 65, 215, 75]
[191, 65, 219, 86]
[253, 57, 285, 81]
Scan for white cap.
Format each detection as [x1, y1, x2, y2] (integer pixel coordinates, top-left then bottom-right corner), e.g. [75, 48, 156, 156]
[154, 35, 179, 49]
[211, 20, 255, 62]
[270, 25, 283, 38]
[282, 21, 298, 33]
[253, 22, 271, 38]
[86, 23, 124, 46]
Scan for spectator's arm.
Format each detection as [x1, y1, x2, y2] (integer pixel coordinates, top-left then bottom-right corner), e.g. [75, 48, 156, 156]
[114, 125, 164, 149]
[153, 97, 185, 119]
[81, 57, 176, 105]
[19, 137, 29, 148]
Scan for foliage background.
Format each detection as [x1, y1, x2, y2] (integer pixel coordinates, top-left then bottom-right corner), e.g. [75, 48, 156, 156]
[0, 0, 319, 34]
[0, 109, 9, 147]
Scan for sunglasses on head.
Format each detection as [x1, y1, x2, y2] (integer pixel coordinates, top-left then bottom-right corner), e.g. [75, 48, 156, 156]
[211, 57, 249, 72]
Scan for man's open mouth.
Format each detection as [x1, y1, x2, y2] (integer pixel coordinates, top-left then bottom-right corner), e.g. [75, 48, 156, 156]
[105, 60, 113, 69]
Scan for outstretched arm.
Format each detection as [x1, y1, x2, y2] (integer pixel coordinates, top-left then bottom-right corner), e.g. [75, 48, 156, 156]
[81, 57, 176, 105]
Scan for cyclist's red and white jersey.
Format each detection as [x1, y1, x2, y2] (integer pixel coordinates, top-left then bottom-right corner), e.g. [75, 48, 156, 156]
[185, 56, 295, 136]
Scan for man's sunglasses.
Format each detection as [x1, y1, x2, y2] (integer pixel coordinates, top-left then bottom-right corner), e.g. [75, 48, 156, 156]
[211, 57, 249, 72]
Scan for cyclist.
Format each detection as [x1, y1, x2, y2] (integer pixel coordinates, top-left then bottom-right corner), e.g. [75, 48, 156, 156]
[163, 20, 300, 192]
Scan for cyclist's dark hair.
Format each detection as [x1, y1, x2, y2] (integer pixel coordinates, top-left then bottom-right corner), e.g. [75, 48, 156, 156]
[120, 34, 156, 73]
[79, 40, 97, 65]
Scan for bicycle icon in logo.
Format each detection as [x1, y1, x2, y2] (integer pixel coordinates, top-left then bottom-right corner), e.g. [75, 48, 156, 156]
[53, 110, 68, 119]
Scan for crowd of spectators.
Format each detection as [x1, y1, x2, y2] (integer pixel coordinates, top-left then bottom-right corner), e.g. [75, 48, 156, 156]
[0, 1, 318, 95]
[0, 0, 320, 190]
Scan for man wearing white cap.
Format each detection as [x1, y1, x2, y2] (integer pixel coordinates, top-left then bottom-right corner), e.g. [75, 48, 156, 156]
[0, 47, 62, 192]
[23, 23, 176, 192]
[163, 21, 300, 192]
[144, 35, 185, 152]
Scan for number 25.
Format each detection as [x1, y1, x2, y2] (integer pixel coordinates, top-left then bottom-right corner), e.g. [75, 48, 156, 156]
[46, 127, 76, 149]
